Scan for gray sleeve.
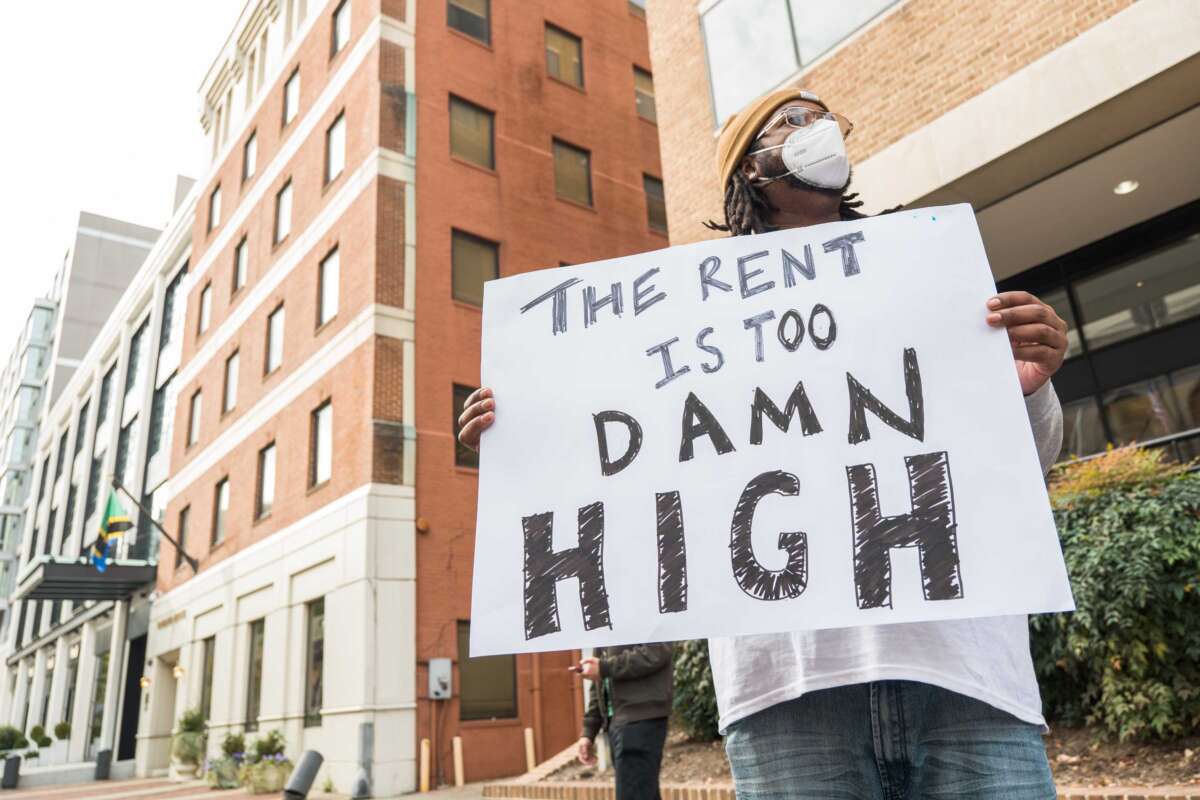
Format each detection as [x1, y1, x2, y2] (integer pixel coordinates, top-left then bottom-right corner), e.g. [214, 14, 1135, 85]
[1024, 381, 1063, 475]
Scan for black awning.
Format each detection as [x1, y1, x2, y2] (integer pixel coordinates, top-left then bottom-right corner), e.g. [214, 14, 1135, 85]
[13, 557, 157, 602]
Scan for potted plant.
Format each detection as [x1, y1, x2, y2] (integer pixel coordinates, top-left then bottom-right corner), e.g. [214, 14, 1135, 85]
[238, 730, 292, 794]
[205, 732, 245, 790]
[22, 750, 38, 766]
[53, 722, 70, 741]
[171, 708, 206, 777]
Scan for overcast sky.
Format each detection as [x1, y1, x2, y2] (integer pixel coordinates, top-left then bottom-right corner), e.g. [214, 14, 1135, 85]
[0, 0, 245, 363]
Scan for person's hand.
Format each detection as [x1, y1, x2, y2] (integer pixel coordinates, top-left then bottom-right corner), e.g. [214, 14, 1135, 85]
[457, 387, 495, 451]
[576, 656, 601, 681]
[986, 292, 1068, 396]
[577, 737, 596, 766]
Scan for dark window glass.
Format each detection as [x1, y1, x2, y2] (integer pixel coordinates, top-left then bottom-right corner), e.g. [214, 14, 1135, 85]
[634, 67, 656, 122]
[37, 456, 50, 505]
[545, 24, 583, 88]
[175, 506, 190, 570]
[54, 431, 68, 479]
[160, 264, 188, 351]
[74, 401, 90, 456]
[457, 620, 517, 720]
[125, 319, 149, 396]
[63, 484, 78, 552]
[453, 384, 480, 469]
[84, 455, 103, 522]
[245, 618, 265, 730]
[97, 365, 115, 426]
[115, 417, 137, 488]
[304, 598, 325, 726]
[451, 230, 499, 306]
[200, 636, 215, 722]
[553, 139, 592, 206]
[644, 175, 667, 232]
[148, 378, 171, 459]
[1074, 234, 1200, 351]
[447, 0, 489, 44]
[449, 96, 495, 169]
[43, 508, 56, 555]
[88, 651, 109, 748]
[63, 651, 79, 726]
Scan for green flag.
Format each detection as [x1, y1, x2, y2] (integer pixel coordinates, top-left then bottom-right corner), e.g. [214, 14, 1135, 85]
[90, 490, 132, 572]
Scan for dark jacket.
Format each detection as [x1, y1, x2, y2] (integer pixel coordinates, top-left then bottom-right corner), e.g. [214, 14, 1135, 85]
[581, 643, 674, 739]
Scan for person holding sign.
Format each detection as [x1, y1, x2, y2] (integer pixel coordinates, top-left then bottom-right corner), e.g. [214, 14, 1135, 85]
[461, 87, 1069, 799]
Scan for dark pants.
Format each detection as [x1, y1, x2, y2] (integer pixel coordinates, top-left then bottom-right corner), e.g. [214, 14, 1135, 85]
[608, 717, 668, 800]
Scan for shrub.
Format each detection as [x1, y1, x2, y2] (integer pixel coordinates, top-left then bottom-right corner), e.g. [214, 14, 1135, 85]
[221, 732, 246, 759]
[672, 640, 720, 741]
[0, 726, 25, 752]
[23, 750, 38, 760]
[28, 726, 43, 742]
[35, 735, 51, 748]
[177, 708, 206, 734]
[251, 729, 286, 760]
[1032, 446, 1200, 740]
[172, 709, 207, 767]
[54, 722, 70, 740]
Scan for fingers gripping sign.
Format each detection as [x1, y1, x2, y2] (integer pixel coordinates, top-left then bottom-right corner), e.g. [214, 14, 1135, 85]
[985, 291, 1068, 396]
[458, 387, 495, 451]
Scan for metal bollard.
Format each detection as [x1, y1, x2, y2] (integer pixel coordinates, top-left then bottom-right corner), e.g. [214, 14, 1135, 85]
[1, 755, 19, 790]
[283, 750, 324, 799]
[94, 749, 112, 781]
[351, 721, 373, 799]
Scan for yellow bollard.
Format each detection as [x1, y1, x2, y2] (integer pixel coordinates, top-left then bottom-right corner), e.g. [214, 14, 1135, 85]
[523, 727, 536, 773]
[419, 738, 431, 792]
[452, 736, 465, 787]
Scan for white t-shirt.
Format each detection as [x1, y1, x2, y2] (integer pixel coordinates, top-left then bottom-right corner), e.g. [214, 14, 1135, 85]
[710, 381, 1064, 733]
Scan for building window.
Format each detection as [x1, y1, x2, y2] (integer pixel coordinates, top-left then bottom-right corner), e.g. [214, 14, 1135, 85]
[198, 284, 213, 335]
[628, 0, 646, 18]
[553, 139, 592, 206]
[283, 68, 300, 126]
[265, 305, 285, 374]
[36, 456, 50, 505]
[233, 238, 248, 294]
[114, 417, 138, 488]
[84, 455, 102, 522]
[147, 377, 172, 459]
[256, 443, 276, 519]
[304, 598, 324, 726]
[245, 618, 265, 731]
[447, 0, 489, 45]
[175, 505, 190, 569]
[73, 401, 89, 457]
[545, 24, 583, 88]
[274, 180, 293, 244]
[451, 230, 498, 307]
[97, 365, 115, 427]
[643, 175, 667, 233]
[187, 390, 202, 446]
[54, 431, 68, 480]
[701, 0, 896, 126]
[88, 651, 109, 751]
[208, 186, 221, 232]
[199, 636, 215, 722]
[212, 477, 229, 545]
[634, 67, 656, 123]
[310, 401, 332, 487]
[125, 318, 149, 401]
[318, 248, 340, 327]
[160, 264, 188, 351]
[325, 112, 346, 183]
[453, 384, 480, 468]
[222, 351, 239, 414]
[243, 132, 257, 182]
[63, 646, 79, 728]
[449, 96, 494, 169]
[331, 0, 350, 55]
[457, 620, 517, 720]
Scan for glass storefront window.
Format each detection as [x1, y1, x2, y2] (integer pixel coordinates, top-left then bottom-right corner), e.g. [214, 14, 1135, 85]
[702, 0, 798, 125]
[1059, 397, 1107, 462]
[1075, 232, 1200, 350]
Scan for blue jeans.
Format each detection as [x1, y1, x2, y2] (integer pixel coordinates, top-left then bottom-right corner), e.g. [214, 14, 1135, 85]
[724, 681, 1054, 799]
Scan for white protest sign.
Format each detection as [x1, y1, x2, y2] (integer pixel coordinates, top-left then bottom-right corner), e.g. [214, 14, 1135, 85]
[470, 204, 1073, 657]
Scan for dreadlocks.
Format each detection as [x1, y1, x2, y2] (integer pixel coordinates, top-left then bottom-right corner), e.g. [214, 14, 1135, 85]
[704, 170, 869, 237]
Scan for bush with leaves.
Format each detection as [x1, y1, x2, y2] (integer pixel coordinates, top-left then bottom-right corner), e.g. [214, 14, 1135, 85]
[672, 639, 720, 741]
[1031, 447, 1200, 740]
[54, 722, 70, 740]
[239, 730, 292, 793]
[172, 708, 207, 768]
[0, 725, 28, 753]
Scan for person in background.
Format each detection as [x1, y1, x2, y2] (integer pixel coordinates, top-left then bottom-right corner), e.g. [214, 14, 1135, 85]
[459, 87, 1068, 798]
[573, 644, 674, 800]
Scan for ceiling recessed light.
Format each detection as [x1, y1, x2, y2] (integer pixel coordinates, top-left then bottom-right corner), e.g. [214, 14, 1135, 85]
[1136, 280, 1145, 288]
[1113, 179, 1139, 195]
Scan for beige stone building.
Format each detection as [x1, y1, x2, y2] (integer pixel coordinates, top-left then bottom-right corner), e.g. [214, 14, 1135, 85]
[646, 0, 1200, 459]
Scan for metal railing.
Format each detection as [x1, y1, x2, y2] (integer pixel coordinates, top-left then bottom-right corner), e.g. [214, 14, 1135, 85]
[1055, 426, 1200, 469]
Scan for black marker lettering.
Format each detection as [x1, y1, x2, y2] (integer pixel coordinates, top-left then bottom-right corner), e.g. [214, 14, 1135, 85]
[592, 410, 643, 476]
[737, 250, 773, 299]
[782, 245, 815, 287]
[743, 310, 776, 363]
[729, 470, 808, 601]
[823, 231, 865, 277]
[808, 303, 837, 350]
[749, 383, 822, 445]
[583, 282, 624, 327]
[678, 391, 735, 462]
[522, 504, 612, 639]
[656, 491, 688, 614]
[776, 309, 805, 351]
[646, 337, 692, 389]
[699, 256, 732, 300]
[520, 277, 582, 335]
[847, 348, 924, 444]
[633, 268, 667, 316]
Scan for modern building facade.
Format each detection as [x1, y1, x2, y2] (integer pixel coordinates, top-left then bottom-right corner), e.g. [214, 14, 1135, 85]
[0, 207, 177, 772]
[647, 0, 1200, 461]
[143, 0, 664, 793]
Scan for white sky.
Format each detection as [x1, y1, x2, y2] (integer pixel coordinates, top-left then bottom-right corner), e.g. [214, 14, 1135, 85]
[0, 0, 246, 362]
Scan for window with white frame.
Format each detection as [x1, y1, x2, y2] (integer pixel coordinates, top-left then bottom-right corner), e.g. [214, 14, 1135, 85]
[222, 351, 239, 413]
[325, 112, 345, 183]
[332, 0, 351, 55]
[283, 68, 300, 126]
[310, 401, 332, 486]
[274, 180, 293, 243]
[243, 131, 257, 182]
[187, 390, 202, 446]
[208, 185, 221, 232]
[234, 237, 248, 293]
[198, 283, 213, 334]
[266, 305, 285, 374]
[318, 248, 339, 327]
[256, 442, 276, 519]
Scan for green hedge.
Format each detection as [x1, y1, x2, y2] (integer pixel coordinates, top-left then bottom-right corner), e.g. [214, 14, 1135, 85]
[1032, 447, 1200, 740]
[672, 639, 720, 741]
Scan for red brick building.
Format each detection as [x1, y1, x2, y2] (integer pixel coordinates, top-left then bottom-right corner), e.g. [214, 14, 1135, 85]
[142, 0, 665, 792]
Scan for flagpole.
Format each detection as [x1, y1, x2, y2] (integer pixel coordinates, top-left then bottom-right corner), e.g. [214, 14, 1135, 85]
[109, 477, 200, 574]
